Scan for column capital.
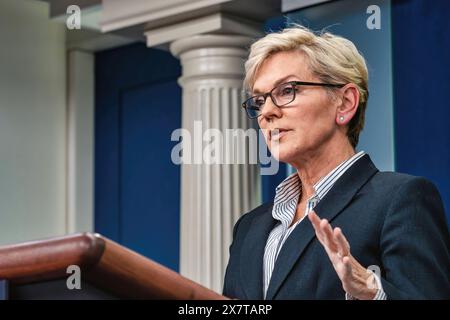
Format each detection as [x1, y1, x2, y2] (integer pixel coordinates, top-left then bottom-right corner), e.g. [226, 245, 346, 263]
[146, 13, 262, 47]
[170, 33, 253, 57]
[170, 34, 253, 87]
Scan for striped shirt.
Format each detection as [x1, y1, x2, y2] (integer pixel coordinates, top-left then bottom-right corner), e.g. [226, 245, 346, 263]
[263, 151, 387, 300]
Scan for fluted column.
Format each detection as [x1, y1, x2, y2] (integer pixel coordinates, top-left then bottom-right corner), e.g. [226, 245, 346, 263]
[171, 35, 260, 292]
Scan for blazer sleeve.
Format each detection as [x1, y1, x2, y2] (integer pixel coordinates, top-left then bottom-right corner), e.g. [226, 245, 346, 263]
[222, 213, 246, 297]
[379, 177, 450, 299]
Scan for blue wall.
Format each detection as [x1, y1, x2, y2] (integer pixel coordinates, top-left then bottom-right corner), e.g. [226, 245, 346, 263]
[95, 43, 182, 270]
[392, 0, 450, 222]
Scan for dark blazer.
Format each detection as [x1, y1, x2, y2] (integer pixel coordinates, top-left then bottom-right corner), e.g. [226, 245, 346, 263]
[223, 154, 450, 300]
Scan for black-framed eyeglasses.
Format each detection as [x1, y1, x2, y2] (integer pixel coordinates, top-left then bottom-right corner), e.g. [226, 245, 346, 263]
[242, 81, 345, 119]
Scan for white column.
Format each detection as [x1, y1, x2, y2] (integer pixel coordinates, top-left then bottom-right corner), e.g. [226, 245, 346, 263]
[66, 50, 94, 234]
[171, 35, 261, 292]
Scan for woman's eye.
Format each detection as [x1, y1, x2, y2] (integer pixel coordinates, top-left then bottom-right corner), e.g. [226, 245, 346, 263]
[254, 97, 265, 107]
[280, 86, 297, 96]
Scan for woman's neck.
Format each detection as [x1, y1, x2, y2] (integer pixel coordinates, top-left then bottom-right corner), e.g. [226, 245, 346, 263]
[292, 140, 356, 200]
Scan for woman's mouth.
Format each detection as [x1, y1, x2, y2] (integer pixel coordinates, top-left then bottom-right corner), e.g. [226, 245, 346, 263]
[270, 129, 291, 141]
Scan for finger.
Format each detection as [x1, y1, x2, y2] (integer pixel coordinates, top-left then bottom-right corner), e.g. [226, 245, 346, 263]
[308, 212, 325, 240]
[333, 227, 350, 257]
[308, 211, 321, 229]
[311, 218, 326, 245]
[309, 212, 336, 258]
[320, 219, 338, 252]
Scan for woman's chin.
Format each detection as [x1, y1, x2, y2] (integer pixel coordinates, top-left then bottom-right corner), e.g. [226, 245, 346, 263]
[271, 147, 300, 164]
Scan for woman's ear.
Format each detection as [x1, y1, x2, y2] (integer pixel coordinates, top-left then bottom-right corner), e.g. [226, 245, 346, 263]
[335, 83, 360, 126]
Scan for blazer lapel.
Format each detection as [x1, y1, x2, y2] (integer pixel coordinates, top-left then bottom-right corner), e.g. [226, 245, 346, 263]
[239, 203, 277, 299]
[265, 154, 379, 300]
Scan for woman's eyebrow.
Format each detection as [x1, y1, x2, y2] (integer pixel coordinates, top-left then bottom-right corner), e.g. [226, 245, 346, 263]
[252, 75, 299, 94]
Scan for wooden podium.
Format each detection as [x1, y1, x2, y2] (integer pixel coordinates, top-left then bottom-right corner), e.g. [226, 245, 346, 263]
[0, 233, 228, 300]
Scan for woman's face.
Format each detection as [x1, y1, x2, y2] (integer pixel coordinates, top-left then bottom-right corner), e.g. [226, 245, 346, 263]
[253, 50, 340, 165]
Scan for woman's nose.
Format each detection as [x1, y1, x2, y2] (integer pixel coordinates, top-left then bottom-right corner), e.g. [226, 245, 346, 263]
[260, 96, 282, 120]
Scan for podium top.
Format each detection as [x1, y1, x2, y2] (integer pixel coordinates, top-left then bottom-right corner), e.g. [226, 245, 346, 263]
[0, 233, 227, 300]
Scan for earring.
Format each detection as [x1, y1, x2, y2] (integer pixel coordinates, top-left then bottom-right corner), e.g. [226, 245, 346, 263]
[339, 116, 345, 122]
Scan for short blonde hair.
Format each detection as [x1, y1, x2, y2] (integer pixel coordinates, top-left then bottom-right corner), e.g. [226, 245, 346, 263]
[244, 24, 369, 148]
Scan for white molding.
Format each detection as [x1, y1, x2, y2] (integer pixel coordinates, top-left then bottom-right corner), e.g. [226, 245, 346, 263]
[67, 28, 138, 52]
[282, 0, 333, 12]
[101, 0, 280, 41]
[101, 0, 231, 33]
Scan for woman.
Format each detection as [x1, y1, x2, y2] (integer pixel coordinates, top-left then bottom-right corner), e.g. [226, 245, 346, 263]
[223, 25, 450, 300]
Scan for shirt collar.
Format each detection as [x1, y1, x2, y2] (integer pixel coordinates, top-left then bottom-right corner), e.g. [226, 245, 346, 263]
[272, 151, 366, 225]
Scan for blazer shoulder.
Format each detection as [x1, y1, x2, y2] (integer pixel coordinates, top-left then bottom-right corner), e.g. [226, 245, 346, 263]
[237, 201, 273, 225]
[370, 171, 439, 194]
[228, 201, 274, 253]
[368, 172, 445, 221]
[372, 171, 420, 184]
[231, 202, 273, 237]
